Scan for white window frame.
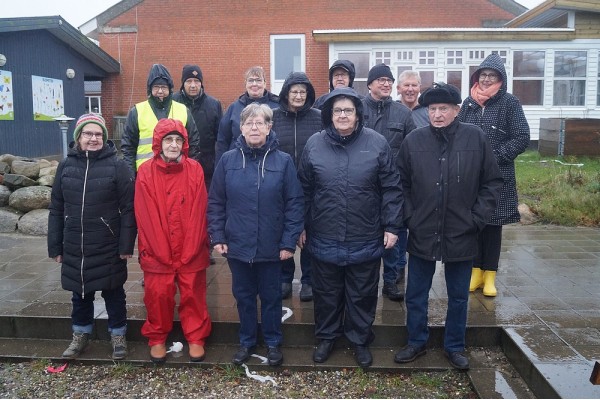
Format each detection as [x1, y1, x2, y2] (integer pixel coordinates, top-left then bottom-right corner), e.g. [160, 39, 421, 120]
[270, 34, 305, 96]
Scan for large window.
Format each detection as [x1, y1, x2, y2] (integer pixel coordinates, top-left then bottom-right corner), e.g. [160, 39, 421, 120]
[270, 35, 305, 95]
[338, 52, 370, 96]
[553, 51, 586, 106]
[513, 51, 545, 105]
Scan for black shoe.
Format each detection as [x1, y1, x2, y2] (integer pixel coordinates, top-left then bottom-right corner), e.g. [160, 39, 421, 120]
[267, 346, 283, 366]
[354, 345, 372, 368]
[394, 344, 427, 363]
[232, 346, 255, 365]
[299, 284, 313, 302]
[313, 339, 335, 363]
[281, 283, 292, 299]
[382, 282, 404, 301]
[445, 351, 470, 370]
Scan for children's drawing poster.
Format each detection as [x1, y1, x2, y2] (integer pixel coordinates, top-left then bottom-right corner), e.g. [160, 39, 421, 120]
[32, 75, 64, 121]
[0, 70, 14, 121]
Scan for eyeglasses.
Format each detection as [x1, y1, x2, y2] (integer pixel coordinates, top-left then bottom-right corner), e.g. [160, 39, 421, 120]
[163, 136, 184, 145]
[242, 121, 267, 129]
[375, 77, 394, 85]
[332, 108, 355, 116]
[290, 90, 307, 97]
[427, 106, 452, 114]
[479, 72, 499, 81]
[246, 78, 264, 84]
[152, 85, 170, 92]
[81, 131, 103, 139]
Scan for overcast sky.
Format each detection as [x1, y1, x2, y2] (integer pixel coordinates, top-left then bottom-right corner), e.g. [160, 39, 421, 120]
[4, 0, 546, 29]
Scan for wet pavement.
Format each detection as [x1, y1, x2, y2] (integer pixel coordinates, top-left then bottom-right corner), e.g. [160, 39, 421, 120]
[0, 224, 599, 398]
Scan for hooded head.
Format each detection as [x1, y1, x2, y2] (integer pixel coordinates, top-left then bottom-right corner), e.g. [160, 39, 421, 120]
[328, 59, 356, 91]
[470, 53, 507, 92]
[73, 113, 108, 143]
[278, 71, 316, 112]
[321, 87, 364, 131]
[152, 118, 189, 159]
[146, 64, 174, 96]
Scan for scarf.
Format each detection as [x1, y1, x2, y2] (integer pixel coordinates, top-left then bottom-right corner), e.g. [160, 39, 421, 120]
[470, 81, 502, 108]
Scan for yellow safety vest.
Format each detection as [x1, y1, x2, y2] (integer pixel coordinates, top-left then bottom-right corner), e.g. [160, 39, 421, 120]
[135, 100, 188, 170]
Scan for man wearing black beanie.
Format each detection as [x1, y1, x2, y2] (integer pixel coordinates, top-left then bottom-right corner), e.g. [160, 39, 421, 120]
[362, 63, 415, 302]
[173, 64, 223, 191]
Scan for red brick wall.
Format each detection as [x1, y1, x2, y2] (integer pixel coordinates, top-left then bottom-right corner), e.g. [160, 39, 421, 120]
[98, 0, 517, 133]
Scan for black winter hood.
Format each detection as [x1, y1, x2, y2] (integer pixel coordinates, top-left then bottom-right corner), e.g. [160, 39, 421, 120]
[328, 59, 356, 91]
[146, 64, 174, 96]
[321, 87, 364, 131]
[470, 53, 508, 94]
[278, 72, 316, 113]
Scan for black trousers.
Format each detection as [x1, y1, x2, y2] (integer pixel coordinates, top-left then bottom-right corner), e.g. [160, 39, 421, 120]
[474, 224, 503, 271]
[311, 257, 380, 346]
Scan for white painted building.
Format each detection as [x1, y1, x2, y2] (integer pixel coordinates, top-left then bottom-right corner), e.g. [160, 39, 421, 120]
[314, 0, 600, 141]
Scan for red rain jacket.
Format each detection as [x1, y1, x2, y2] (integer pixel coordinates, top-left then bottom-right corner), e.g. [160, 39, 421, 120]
[135, 118, 209, 273]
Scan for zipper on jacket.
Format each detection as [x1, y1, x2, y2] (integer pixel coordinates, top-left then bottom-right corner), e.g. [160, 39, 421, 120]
[457, 153, 460, 183]
[101, 217, 116, 237]
[80, 152, 90, 298]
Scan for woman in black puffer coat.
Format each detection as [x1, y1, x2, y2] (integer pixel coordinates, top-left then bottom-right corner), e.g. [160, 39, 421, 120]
[272, 71, 322, 301]
[48, 114, 136, 361]
[458, 53, 530, 297]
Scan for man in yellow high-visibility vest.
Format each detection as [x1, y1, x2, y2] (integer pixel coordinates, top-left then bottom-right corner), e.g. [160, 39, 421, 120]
[122, 64, 200, 176]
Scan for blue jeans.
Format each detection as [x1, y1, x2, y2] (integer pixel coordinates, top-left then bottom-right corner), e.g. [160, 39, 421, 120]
[281, 247, 311, 285]
[405, 255, 472, 352]
[382, 229, 408, 284]
[228, 258, 282, 348]
[71, 287, 127, 336]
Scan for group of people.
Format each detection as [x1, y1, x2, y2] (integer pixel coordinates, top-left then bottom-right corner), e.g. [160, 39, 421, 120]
[48, 52, 529, 371]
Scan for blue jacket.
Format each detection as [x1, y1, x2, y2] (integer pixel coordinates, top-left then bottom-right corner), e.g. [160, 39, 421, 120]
[208, 132, 304, 263]
[215, 90, 279, 164]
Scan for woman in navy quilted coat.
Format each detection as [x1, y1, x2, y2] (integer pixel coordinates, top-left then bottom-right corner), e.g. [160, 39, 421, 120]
[458, 53, 530, 297]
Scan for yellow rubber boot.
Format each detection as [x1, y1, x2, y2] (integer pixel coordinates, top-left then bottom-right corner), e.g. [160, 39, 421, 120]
[482, 270, 497, 297]
[469, 267, 484, 292]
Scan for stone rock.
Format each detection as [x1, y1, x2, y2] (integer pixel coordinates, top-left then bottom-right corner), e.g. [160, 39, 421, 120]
[37, 175, 55, 187]
[38, 159, 52, 169]
[8, 186, 51, 212]
[0, 207, 23, 233]
[0, 154, 18, 166]
[18, 209, 49, 236]
[0, 175, 3, 185]
[39, 166, 57, 177]
[50, 160, 59, 167]
[2, 174, 38, 190]
[0, 161, 10, 174]
[519, 203, 538, 225]
[11, 159, 40, 179]
[0, 185, 10, 206]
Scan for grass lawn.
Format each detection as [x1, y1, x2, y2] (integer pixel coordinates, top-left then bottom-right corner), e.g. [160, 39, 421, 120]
[516, 150, 600, 227]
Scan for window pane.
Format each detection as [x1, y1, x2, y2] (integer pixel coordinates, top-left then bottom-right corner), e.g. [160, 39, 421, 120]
[420, 71, 435, 89]
[274, 38, 301, 79]
[553, 80, 585, 106]
[597, 80, 600, 106]
[514, 51, 545, 77]
[447, 71, 462, 98]
[338, 52, 370, 78]
[554, 51, 587, 77]
[513, 80, 543, 105]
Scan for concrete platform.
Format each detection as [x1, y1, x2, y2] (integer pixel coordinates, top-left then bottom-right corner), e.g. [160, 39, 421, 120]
[0, 224, 599, 398]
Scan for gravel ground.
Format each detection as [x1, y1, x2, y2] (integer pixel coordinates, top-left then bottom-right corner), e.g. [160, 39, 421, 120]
[0, 361, 476, 399]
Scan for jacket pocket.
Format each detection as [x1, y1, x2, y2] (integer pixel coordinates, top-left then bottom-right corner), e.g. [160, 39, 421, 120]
[100, 217, 116, 237]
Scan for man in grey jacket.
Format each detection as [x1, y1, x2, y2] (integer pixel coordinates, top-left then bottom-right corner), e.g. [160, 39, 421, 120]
[362, 64, 415, 302]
